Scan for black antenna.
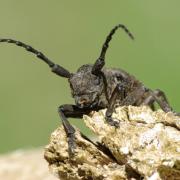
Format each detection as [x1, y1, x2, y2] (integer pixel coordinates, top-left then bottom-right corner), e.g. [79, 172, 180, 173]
[0, 38, 71, 78]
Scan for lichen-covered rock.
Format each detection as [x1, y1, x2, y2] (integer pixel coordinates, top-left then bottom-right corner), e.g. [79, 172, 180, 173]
[45, 106, 180, 179]
[84, 106, 180, 179]
[44, 126, 128, 180]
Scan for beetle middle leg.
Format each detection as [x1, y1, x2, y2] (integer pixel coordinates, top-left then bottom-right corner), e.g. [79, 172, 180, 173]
[58, 104, 96, 155]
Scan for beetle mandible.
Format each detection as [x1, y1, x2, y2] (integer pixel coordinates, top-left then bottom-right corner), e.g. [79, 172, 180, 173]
[0, 24, 179, 155]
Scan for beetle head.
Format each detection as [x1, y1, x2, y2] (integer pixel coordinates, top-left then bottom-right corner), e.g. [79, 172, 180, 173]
[69, 64, 104, 108]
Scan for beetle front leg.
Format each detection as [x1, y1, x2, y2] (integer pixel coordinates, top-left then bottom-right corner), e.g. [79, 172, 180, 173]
[58, 105, 76, 155]
[105, 83, 126, 127]
[58, 104, 93, 155]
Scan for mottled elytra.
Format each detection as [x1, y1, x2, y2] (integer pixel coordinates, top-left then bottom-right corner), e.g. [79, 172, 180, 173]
[0, 24, 179, 155]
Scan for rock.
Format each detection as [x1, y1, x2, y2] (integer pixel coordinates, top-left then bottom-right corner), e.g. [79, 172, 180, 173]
[44, 126, 128, 180]
[44, 106, 180, 179]
[0, 149, 57, 180]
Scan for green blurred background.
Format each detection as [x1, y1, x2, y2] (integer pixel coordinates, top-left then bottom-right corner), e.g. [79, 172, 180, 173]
[0, 0, 179, 153]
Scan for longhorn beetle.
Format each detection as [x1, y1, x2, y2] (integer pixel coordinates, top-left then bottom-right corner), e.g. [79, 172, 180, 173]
[0, 24, 179, 155]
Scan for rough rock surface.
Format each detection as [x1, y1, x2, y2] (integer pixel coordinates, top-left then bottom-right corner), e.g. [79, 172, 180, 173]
[44, 127, 128, 179]
[44, 106, 180, 180]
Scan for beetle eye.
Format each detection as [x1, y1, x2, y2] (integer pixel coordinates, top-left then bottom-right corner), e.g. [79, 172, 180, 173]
[116, 75, 123, 82]
[94, 78, 100, 85]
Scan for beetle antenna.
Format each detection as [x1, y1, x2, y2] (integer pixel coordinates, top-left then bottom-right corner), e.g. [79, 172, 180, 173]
[100, 24, 134, 60]
[92, 24, 134, 75]
[0, 38, 71, 78]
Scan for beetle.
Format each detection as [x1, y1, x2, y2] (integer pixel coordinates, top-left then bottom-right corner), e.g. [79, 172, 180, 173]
[0, 24, 179, 155]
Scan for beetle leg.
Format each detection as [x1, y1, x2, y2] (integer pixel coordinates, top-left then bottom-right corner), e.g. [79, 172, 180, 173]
[58, 104, 95, 155]
[141, 94, 155, 110]
[142, 89, 180, 116]
[153, 89, 173, 112]
[142, 89, 172, 112]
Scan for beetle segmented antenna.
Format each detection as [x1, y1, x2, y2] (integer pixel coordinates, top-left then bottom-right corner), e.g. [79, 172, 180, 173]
[99, 24, 134, 60]
[0, 38, 55, 68]
[92, 24, 134, 76]
[0, 38, 71, 78]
